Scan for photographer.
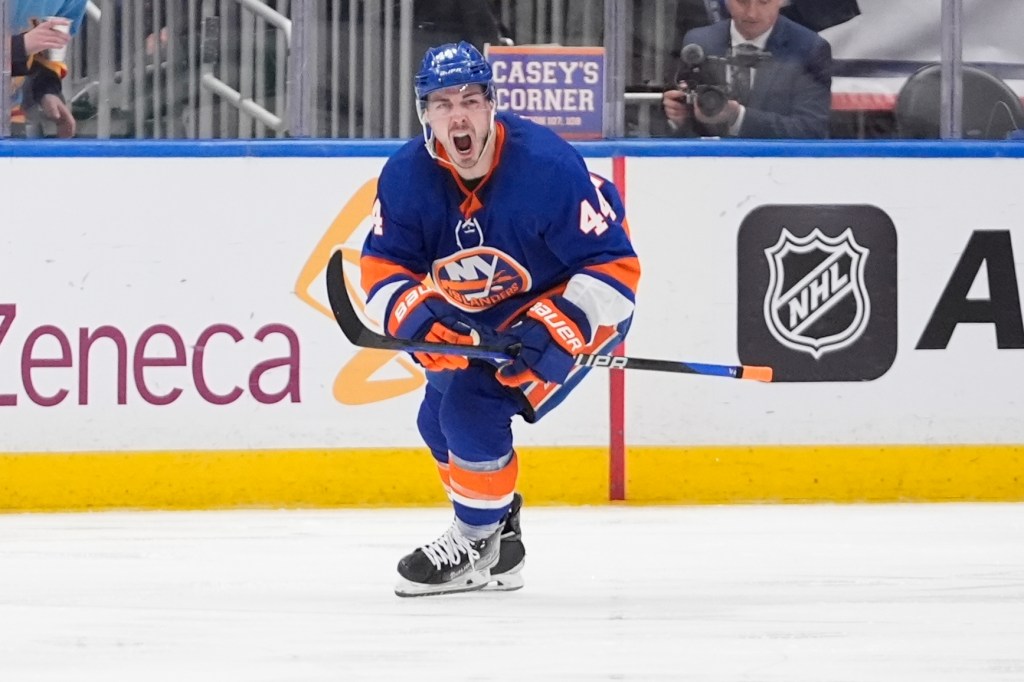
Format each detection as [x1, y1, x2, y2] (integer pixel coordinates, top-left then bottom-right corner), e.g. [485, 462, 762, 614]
[663, 0, 832, 139]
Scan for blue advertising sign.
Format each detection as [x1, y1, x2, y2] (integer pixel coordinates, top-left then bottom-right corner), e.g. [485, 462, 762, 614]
[486, 45, 605, 140]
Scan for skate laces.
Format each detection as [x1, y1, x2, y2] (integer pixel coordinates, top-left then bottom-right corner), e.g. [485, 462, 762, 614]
[420, 523, 480, 570]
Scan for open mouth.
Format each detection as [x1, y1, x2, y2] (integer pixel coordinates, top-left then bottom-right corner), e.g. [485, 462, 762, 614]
[452, 133, 473, 155]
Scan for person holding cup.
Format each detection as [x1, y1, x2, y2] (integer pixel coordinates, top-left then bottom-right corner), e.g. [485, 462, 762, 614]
[8, 1, 88, 138]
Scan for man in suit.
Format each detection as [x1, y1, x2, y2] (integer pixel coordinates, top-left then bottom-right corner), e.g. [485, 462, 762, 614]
[663, 0, 833, 139]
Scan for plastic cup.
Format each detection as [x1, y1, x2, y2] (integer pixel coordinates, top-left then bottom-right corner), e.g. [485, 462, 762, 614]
[44, 18, 71, 62]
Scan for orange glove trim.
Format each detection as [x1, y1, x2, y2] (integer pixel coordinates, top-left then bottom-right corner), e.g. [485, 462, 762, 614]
[495, 366, 544, 388]
[412, 321, 479, 372]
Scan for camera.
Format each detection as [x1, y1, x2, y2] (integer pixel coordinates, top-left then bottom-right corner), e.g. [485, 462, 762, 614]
[687, 83, 731, 118]
[675, 43, 772, 118]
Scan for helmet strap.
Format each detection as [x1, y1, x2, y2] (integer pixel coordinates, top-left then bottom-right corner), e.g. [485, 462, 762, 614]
[419, 101, 497, 174]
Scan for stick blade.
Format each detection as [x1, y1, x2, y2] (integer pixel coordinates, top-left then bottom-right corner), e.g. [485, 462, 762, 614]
[325, 249, 365, 346]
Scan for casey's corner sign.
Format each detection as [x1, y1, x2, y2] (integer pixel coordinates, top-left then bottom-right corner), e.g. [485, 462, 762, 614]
[485, 45, 604, 140]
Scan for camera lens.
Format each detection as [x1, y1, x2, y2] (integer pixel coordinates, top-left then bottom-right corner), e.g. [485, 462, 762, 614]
[697, 86, 728, 117]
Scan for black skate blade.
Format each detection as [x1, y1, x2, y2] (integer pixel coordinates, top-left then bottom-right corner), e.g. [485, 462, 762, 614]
[394, 570, 492, 598]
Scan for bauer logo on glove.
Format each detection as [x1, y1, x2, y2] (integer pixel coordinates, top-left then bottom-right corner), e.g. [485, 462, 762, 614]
[527, 300, 586, 353]
[391, 284, 435, 327]
[495, 296, 593, 388]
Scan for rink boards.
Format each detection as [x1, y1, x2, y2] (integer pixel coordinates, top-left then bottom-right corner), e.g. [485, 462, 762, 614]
[1, 140, 1023, 509]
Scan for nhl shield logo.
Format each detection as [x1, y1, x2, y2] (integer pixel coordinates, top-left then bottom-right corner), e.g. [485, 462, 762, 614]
[763, 228, 870, 359]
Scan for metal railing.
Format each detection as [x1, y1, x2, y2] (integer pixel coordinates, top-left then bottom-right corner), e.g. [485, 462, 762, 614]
[3, 1, 993, 140]
[0, 0, 10, 137]
[10, 0, 680, 139]
[64, 0, 290, 138]
[56, 0, 640, 139]
[198, 0, 291, 136]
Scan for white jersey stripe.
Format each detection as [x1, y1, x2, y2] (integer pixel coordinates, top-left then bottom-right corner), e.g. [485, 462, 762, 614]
[449, 491, 515, 510]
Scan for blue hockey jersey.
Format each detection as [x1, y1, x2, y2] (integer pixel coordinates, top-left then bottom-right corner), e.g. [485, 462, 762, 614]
[12, 0, 87, 35]
[361, 112, 640, 341]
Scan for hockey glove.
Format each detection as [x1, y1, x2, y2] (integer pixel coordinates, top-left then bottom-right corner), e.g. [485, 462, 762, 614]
[496, 296, 592, 387]
[386, 283, 480, 372]
[415, 319, 481, 371]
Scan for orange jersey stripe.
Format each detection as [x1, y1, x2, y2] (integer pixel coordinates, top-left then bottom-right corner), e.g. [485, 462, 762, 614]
[448, 454, 519, 502]
[359, 255, 420, 296]
[435, 461, 451, 490]
[585, 256, 641, 295]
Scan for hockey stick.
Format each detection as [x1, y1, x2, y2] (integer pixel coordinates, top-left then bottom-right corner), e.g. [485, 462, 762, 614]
[325, 250, 773, 382]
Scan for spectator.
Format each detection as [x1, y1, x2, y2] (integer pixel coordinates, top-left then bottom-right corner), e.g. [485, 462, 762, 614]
[9, 1, 88, 138]
[662, 0, 832, 139]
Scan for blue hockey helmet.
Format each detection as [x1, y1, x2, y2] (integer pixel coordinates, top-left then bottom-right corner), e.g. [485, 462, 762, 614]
[414, 41, 494, 102]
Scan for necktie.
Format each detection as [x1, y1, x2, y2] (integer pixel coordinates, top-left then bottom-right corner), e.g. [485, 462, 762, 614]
[730, 43, 754, 105]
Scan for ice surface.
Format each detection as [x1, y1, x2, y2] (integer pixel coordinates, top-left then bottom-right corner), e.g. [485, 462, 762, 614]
[1, 503, 1022, 681]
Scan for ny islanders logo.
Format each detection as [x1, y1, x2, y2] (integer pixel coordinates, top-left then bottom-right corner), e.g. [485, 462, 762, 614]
[296, 184, 533, 404]
[432, 218, 531, 310]
[737, 205, 897, 382]
[764, 228, 869, 359]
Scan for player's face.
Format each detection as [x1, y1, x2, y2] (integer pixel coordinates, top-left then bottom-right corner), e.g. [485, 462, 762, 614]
[726, 0, 782, 40]
[424, 85, 494, 170]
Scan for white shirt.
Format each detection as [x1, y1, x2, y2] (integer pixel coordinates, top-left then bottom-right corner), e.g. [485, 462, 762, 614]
[727, 21, 774, 135]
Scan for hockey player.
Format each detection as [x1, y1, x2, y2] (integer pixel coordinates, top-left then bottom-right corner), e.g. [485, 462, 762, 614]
[360, 42, 640, 597]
